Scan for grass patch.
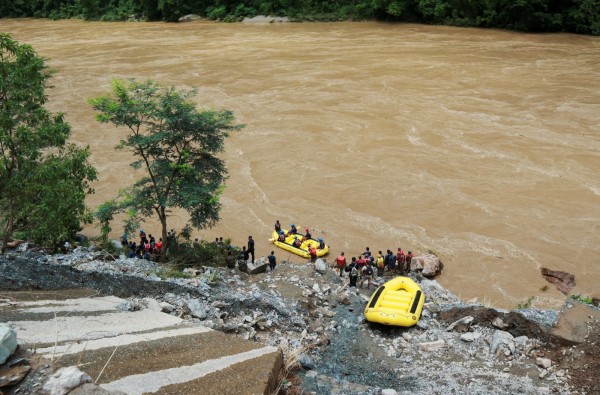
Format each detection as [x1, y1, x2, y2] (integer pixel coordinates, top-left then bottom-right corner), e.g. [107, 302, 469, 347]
[515, 296, 535, 309]
[571, 294, 593, 305]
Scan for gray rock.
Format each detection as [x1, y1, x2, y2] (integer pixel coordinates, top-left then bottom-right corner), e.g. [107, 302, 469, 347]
[492, 316, 509, 329]
[446, 316, 474, 332]
[159, 301, 175, 313]
[43, 366, 92, 395]
[490, 330, 516, 356]
[186, 299, 208, 319]
[382, 389, 398, 395]
[178, 14, 202, 22]
[418, 339, 445, 352]
[0, 324, 18, 364]
[314, 259, 327, 274]
[299, 354, 315, 370]
[460, 332, 482, 342]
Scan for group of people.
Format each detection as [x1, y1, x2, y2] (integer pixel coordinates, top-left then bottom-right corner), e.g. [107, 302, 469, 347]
[274, 220, 326, 260]
[121, 228, 175, 260]
[334, 247, 414, 289]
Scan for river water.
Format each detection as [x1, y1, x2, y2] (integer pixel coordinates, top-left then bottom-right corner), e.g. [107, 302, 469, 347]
[2, 19, 599, 308]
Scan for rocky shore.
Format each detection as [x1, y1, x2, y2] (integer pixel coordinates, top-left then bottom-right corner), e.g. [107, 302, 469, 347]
[1, 246, 599, 394]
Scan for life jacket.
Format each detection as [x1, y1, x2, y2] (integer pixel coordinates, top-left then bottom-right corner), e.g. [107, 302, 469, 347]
[309, 246, 317, 256]
[337, 255, 346, 266]
[376, 256, 384, 268]
[319, 241, 325, 249]
[278, 234, 285, 241]
[156, 241, 163, 250]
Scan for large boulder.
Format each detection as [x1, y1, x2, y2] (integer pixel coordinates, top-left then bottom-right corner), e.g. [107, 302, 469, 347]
[248, 257, 269, 274]
[314, 259, 327, 274]
[410, 253, 443, 277]
[0, 324, 17, 364]
[186, 299, 208, 319]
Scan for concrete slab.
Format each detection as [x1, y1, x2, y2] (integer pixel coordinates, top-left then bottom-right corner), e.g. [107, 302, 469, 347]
[3, 290, 282, 394]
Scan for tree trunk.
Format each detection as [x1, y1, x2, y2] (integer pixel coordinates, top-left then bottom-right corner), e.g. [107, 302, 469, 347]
[159, 206, 168, 260]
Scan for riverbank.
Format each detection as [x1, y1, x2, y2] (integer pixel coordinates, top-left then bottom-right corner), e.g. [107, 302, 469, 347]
[2, 246, 599, 394]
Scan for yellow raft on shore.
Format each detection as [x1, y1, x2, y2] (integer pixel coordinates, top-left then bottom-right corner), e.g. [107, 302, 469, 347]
[364, 276, 425, 327]
[269, 230, 329, 259]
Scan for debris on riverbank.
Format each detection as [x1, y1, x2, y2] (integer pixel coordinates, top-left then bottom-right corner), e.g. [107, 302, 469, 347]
[1, 246, 598, 394]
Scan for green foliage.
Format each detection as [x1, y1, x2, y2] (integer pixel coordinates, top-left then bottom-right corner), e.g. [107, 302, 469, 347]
[89, 78, 243, 254]
[1, 0, 598, 34]
[0, 34, 97, 252]
[571, 294, 593, 305]
[162, 235, 232, 270]
[515, 296, 535, 309]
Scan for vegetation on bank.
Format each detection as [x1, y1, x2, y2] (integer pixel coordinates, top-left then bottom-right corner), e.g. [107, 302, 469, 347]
[0, 34, 97, 253]
[1, 34, 241, 258]
[1, 0, 598, 35]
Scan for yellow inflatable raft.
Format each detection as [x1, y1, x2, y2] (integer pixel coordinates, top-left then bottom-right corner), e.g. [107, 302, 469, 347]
[269, 230, 329, 259]
[364, 276, 425, 327]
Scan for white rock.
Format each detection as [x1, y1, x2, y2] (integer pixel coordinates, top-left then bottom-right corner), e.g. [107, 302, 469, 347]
[418, 339, 445, 352]
[490, 330, 515, 355]
[382, 389, 398, 395]
[446, 316, 474, 332]
[313, 283, 321, 293]
[460, 332, 482, 342]
[43, 366, 92, 395]
[314, 259, 327, 274]
[0, 324, 17, 364]
[159, 302, 175, 313]
[536, 357, 552, 369]
[402, 332, 413, 341]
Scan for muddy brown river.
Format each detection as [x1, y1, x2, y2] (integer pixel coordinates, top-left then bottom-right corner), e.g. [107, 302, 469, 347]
[2, 19, 599, 308]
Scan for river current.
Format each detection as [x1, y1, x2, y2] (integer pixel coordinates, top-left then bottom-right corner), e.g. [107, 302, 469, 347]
[2, 19, 599, 308]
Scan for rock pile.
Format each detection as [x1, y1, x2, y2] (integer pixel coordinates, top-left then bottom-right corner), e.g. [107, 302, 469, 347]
[1, 247, 597, 394]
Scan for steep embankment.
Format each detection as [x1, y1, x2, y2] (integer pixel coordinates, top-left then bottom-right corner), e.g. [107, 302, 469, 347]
[1, 248, 598, 394]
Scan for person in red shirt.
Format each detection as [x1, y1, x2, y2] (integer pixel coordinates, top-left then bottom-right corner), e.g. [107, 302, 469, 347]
[308, 244, 317, 262]
[397, 247, 406, 274]
[405, 251, 414, 272]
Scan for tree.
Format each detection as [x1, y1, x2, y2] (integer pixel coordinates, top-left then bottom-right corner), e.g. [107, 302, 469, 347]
[89, 79, 243, 254]
[0, 34, 97, 253]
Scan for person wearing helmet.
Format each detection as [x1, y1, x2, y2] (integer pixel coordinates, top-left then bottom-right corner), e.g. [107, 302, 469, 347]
[287, 224, 298, 236]
[318, 237, 326, 249]
[277, 230, 286, 242]
[293, 236, 302, 248]
[304, 227, 312, 240]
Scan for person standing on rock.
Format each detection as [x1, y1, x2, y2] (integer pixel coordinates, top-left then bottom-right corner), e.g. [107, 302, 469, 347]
[268, 251, 277, 271]
[405, 251, 414, 272]
[247, 235, 255, 264]
[336, 252, 347, 277]
[348, 257, 359, 287]
[360, 262, 374, 289]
